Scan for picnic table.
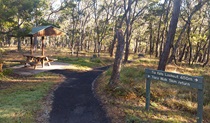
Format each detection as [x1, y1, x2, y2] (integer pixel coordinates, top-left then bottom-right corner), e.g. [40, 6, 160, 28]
[23, 54, 55, 69]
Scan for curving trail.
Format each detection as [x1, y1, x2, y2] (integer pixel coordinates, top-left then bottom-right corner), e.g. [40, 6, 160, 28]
[49, 66, 111, 123]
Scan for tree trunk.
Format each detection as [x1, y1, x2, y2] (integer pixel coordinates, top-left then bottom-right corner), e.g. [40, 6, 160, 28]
[201, 43, 208, 62]
[155, 17, 161, 57]
[157, 0, 181, 71]
[94, 39, 97, 53]
[187, 23, 192, 65]
[184, 46, 189, 61]
[109, 29, 125, 85]
[155, 0, 167, 57]
[109, 21, 118, 57]
[178, 43, 187, 62]
[149, 22, 153, 57]
[124, 26, 131, 62]
[7, 36, 11, 46]
[97, 41, 101, 57]
[159, 0, 172, 57]
[203, 29, 210, 66]
[159, 0, 171, 58]
[134, 38, 138, 54]
[192, 42, 200, 63]
[17, 37, 21, 51]
[203, 40, 210, 67]
[124, 0, 132, 63]
[203, 36, 210, 67]
[159, 29, 164, 57]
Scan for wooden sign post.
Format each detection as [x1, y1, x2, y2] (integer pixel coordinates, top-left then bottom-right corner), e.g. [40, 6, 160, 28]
[145, 68, 204, 123]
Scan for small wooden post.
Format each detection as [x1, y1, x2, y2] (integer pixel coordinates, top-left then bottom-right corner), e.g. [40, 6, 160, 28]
[145, 78, 151, 111]
[197, 89, 204, 123]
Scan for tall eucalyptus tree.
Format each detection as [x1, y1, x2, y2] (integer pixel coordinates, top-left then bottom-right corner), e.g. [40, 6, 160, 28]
[123, 0, 153, 62]
[157, 0, 181, 71]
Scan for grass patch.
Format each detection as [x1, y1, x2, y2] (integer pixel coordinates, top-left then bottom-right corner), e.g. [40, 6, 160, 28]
[0, 71, 63, 123]
[57, 56, 113, 68]
[95, 57, 210, 123]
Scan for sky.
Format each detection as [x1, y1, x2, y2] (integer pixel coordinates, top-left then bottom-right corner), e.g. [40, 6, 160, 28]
[52, 0, 62, 10]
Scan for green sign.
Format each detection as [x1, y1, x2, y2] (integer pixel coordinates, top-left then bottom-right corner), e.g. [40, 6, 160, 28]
[145, 69, 203, 89]
[145, 68, 204, 123]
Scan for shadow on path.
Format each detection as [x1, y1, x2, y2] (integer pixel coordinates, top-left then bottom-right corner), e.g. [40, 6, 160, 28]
[49, 66, 111, 123]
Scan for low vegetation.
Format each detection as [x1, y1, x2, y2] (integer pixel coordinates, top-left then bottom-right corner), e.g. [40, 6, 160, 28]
[95, 56, 210, 123]
[0, 69, 64, 123]
[57, 55, 113, 69]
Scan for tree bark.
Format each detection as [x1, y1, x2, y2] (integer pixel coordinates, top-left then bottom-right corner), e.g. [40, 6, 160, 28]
[203, 36, 210, 67]
[159, 0, 172, 58]
[109, 27, 117, 57]
[187, 23, 192, 65]
[109, 29, 125, 85]
[157, 0, 181, 71]
[124, 0, 132, 63]
[192, 42, 201, 63]
[134, 38, 138, 54]
[155, 0, 167, 57]
[201, 43, 208, 62]
[178, 43, 187, 62]
[149, 21, 153, 57]
[17, 37, 21, 51]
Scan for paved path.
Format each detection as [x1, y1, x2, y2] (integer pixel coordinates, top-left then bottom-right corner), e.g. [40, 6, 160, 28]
[12, 62, 71, 76]
[49, 66, 111, 123]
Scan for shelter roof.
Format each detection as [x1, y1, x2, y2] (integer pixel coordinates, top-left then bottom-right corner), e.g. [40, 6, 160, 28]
[28, 25, 65, 37]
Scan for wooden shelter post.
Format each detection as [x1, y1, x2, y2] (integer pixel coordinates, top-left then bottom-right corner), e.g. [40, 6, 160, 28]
[41, 36, 44, 56]
[30, 36, 33, 55]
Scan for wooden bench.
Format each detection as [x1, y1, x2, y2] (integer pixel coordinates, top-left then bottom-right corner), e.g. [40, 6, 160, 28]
[5, 60, 26, 64]
[27, 57, 57, 69]
[28, 61, 39, 69]
[45, 57, 57, 66]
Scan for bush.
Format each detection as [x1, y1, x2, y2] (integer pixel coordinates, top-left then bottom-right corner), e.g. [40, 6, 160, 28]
[3, 69, 13, 76]
[126, 115, 143, 123]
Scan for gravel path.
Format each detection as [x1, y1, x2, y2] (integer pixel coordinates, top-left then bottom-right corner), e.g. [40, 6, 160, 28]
[49, 66, 111, 123]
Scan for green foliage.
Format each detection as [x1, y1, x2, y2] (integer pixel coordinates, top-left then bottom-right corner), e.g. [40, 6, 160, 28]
[0, 0, 46, 35]
[120, 66, 145, 85]
[126, 114, 144, 123]
[0, 82, 54, 122]
[34, 72, 53, 77]
[111, 86, 130, 97]
[2, 68, 13, 76]
[57, 56, 112, 68]
[105, 68, 112, 76]
[0, 69, 13, 78]
[0, 72, 61, 123]
[0, 48, 4, 63]
[90, 57, 102, 63]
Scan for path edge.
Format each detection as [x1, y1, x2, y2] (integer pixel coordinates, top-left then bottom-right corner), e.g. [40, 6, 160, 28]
[91, 66, 111, 122]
